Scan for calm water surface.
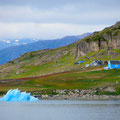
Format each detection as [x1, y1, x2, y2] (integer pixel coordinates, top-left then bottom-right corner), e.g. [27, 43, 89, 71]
[0, 100, 120, 120]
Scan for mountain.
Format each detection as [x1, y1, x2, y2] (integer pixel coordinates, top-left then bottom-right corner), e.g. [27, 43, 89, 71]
[0, 39, 36, 50]
[76, 22, 120, 58]
[0, 33, 91, 65]
[0, 21, 120, 80]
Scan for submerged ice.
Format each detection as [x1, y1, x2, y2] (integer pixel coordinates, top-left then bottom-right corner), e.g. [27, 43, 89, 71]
[0, 89, 39, 102]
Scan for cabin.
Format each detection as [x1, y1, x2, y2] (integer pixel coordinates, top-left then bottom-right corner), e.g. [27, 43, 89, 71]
[104, 61, 108, 65]
[74, 61, 84, 65]
[108, 60, 120, 69]
[90, 60, 103, 66]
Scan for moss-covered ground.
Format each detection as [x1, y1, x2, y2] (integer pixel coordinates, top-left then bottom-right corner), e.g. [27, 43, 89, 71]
[0, 69, 120, 95]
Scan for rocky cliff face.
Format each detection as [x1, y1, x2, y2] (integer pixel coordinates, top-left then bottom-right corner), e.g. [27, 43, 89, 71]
[76, 22, 120, 58]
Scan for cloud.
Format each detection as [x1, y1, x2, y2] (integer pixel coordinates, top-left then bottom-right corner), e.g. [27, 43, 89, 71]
[0, 0, 120, 8]
[0, 22, 108, 40]
[0, 3, 120, 24]
[0, 0, 120, 40]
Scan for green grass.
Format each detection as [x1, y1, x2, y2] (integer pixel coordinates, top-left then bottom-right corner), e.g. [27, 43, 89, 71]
[0, 48, 120, 95]
[0, 69, 120, 95]
[1, 48, 120, 80]
[0, 22, 120, 96]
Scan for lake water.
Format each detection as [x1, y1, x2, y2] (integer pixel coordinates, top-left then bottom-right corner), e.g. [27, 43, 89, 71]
[0, 100, 120, 120]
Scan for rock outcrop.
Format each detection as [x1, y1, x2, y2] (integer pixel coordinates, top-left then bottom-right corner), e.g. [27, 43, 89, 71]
[76, 22, 120, 58]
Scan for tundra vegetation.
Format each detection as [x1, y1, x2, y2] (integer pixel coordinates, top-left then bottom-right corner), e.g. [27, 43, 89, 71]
[0, 22, 120, 96]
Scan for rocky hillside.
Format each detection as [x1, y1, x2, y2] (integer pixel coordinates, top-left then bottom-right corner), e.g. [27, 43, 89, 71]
[76, 22, 120, 58]
[0, 42, 78, 79]
[0, 22, 120, 80]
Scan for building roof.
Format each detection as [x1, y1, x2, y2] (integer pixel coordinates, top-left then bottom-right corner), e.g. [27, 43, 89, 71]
[77, 61, 84, 64]
[110, 60, 120, 64]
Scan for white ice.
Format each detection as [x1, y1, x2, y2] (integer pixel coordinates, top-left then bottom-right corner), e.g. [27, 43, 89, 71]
[0, 89, 39, 102]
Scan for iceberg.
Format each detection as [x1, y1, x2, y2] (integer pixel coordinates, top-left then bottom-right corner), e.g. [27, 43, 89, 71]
[0, 89, 39, 102]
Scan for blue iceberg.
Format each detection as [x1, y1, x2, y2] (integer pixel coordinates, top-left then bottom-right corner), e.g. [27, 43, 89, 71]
[0, 89, 39, 102]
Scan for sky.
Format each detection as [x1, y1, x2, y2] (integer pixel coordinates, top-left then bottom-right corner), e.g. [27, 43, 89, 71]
[0, 0, 120, 40]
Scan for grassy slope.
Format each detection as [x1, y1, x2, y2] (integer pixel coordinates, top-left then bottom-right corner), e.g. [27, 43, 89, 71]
[0, 42, 78, 79]
[0, 22, 120, 80]
[0, 69, 120, 95]
[0, 45, 120, 80]
[0, 22, 120, 95]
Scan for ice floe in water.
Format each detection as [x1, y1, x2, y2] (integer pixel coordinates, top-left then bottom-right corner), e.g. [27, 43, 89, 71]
[0, 89, 39, 102]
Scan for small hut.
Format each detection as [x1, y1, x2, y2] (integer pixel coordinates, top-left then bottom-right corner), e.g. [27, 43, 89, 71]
[108, 60, 120, 69]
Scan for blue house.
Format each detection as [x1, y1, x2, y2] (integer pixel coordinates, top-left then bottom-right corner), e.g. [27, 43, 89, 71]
[74, 61, 84, 65]
[108, 60, 120, 69]
[77, 61, 84, 64]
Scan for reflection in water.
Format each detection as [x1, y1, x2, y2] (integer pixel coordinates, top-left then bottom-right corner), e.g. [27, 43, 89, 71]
[0, 100, 120, 120]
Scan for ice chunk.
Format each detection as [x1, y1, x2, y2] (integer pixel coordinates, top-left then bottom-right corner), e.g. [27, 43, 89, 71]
[0, 89, 39, 102]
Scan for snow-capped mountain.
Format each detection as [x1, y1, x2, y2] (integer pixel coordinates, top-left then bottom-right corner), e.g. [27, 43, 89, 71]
[0, 39, 37, 50]
[0, 33, 92, 65]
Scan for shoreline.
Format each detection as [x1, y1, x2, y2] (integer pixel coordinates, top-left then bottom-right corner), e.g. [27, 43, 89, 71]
[1, 95, 120, 100]
[1, 89, 120, 101]
[37, 95, 120, 100]
[34, 89, 120, 100]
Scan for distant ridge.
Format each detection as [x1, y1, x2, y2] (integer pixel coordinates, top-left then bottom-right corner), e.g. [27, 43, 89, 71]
[0, 22, 120, 80]
[0, 33, 91, 65]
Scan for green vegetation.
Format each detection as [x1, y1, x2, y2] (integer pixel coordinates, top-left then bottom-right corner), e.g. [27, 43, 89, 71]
[0, 48, 120, 80]
[113, 30, 120, 36]
[0, 22, 120, 80]
[85, 32, 107, 43]
[0, 22, 120, 96]
[0, 69, 120, 95]
[85, 22, 120, 43]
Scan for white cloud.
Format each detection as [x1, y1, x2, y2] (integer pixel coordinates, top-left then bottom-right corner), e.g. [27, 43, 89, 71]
[0, 22, 108, 40]
[0, 5, 119, 24]
[0, 0, 119, 40]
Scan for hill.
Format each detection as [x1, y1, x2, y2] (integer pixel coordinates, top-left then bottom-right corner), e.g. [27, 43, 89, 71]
[76, 22, 120, 58]
[0, 33, 91, 65]
[0, 22, 120, 80]
[0, 69, 120, 96]
[0, 22, 120, 94]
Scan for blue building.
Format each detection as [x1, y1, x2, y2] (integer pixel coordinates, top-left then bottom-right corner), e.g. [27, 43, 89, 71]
[108, 60, 120, 69]
[90, 60, 103, 66]
[77, 61, 84, 64]
[74, 61, 84, 65]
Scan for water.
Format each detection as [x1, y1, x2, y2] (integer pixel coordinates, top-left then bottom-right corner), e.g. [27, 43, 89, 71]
[0, 100, 120, 120]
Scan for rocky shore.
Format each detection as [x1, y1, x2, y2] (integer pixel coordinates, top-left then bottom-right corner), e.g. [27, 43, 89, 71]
[37, 95, 120, 100]
[34, 89, 120, 100]
[1, 89, 120, 100]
